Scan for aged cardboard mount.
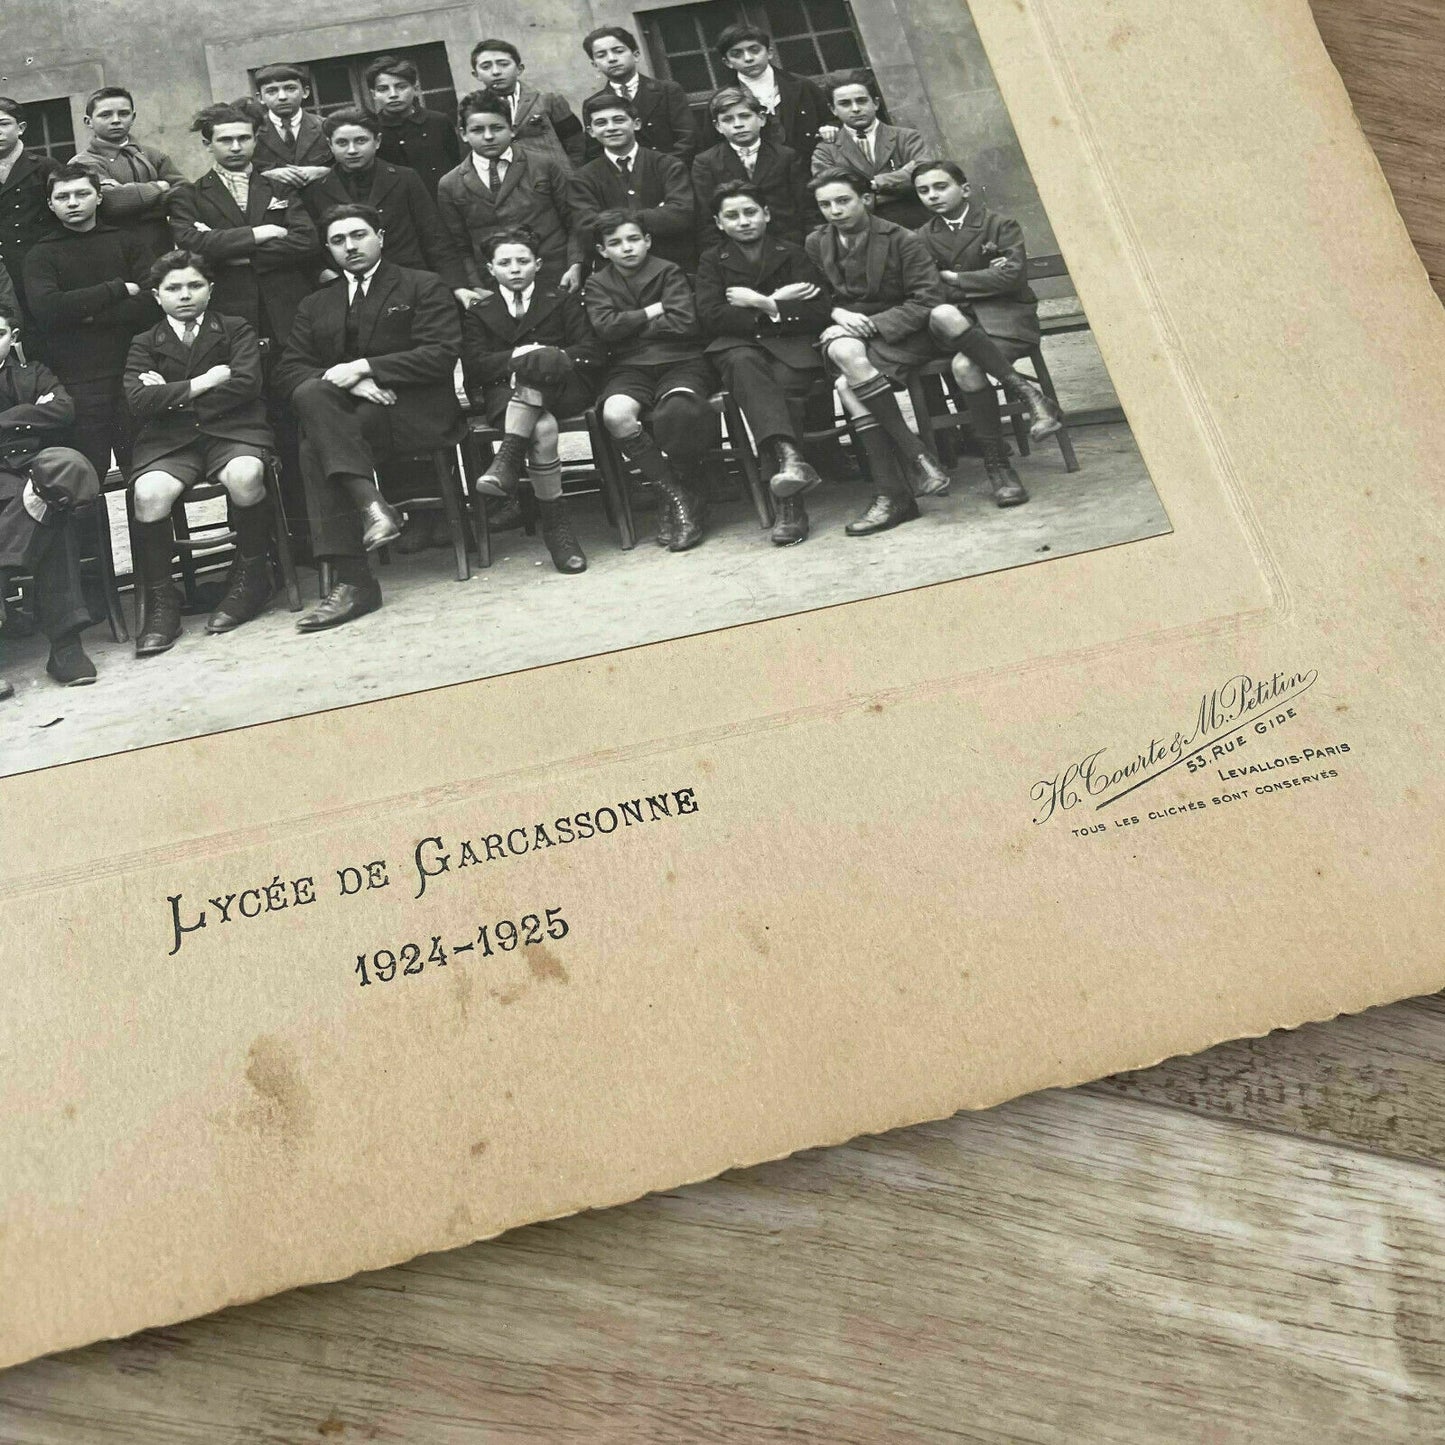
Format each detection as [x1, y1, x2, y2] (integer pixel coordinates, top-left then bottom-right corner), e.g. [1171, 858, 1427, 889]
[3, 0, 1444, 1368]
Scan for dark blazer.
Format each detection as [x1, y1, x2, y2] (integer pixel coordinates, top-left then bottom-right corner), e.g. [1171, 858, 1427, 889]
[274, 261, 462, 449]
[915, 207, 1041, 348]
[695, 236, 830, 370]
[691, 138, 811, 250]
[804, 215, 943, 343]
[251, 110, 331, 175]
[568, 147, 695, 273]
[582, 255, 704, 367]
[506, 83, 586, 170]
[460, 283, 603, 393]
[582, 75, 697, 164]
[301, 161, 466, 288]
[124, 312, 274, 470]
[376, 108, 462, 197]
[436, 150, 581, 286]
[167, 170, 319, 344]
[726, 70, 831, 167]
[0, 151, 60, 314]
[810, 122, 930, 228]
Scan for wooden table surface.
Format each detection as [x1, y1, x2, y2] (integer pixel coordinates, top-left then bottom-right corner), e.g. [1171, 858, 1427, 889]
[5, 5, 1444, 1439]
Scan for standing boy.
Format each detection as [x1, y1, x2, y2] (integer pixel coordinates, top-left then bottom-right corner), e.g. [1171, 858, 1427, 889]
[302, 108, 466, 291]
[569, 95, 695, 274]
[713, 25, 834, 168]
[580, 27, 696, 164]
[72, 86, 185, 259]
[461, 228, 602, 573]
[438, 92, 582, 304]
[249, 66, 332, 188]
[805, 168, 950, 534]
[22, 164, 155, 486]
[124, 251, 277, 653]
[584, 210, 715, 551]
[914, 159, 1061, 507]
[469, 40, 585, 170]
[695, 181, 829, 546]
[692, 88, 809, 250]
[367, 55, 461, 197]
[810, 72, 929, 230]
[0, 99, 60, 336]
[0, 304, 100, 693]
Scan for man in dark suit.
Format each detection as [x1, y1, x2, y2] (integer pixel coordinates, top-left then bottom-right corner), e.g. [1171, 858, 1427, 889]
[438, 93, 582, 303]
[695, 181, 830, 546]
[805, 168, 950, 534]
[914, 159, 1062, 509]
[302, 108, 467, 294]
[274, 203, 463, 631]
[367, 55, 461, 198]
[714, 24, 836, 168]
[693, 88, 810, 252]
[460, 227, 602, 573]
[125, 251, 277, 653]
[0, 302, 100, 694]
[168, 104, 318, 350]
[0, 99, 61, 337]
[569, 94, 695, 274]
[811, 72, 930, 230]
[580, 26, 696, 165]
[249, 66, 332, 188]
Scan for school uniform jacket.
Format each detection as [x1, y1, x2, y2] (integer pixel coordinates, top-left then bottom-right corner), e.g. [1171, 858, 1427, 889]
[123, 312, 274, 470]
[810, 121, 931, 228]
[915, 207, 1041, 348]
[376, 108, 462, 197]
[436, 149, 582, 286]
[582, 75, 697, 163]
[251, 110, 331, 175]
[0, 150, 60, 303]
[301, 161, 467, 288]
[732, 70, 831, 168]
[502, 83, 586, 170]
[567, 147, 695, 273]
[694, 235, 830, 371]
[167, 170, 319, 344]
[273, 261, 463, 449]
[460, 284, 603, 394]
[582, 256, 703, 367]
[804, 214, 944, 344]
[691, 137, 811, 250]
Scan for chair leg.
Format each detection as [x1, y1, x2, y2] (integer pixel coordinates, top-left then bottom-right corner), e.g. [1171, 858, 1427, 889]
[435, 448, 470, 582]
[171, 498, 202, 609]
[520, 487, 538, 537]
[459, 440, 491, 568]
[588, 410, 635, 550]
[267, 458, 302, 611]
[906, 376, 943, 464]
[724, 396, 772, 529]
[88, 492, 129, 643]
[1029, 346, 1080, 474]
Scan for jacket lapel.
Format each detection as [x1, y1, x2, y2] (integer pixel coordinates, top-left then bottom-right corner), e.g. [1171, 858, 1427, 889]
[189, 314, 228, 375]
[151, 321, 192, 376]
[300, 112, 324, 157]
[478, 291, 517, 342]
[864, 216, 889, 297]
[357, 264, 401, 353]
[518, 286, 560, 339]
[511, 83, 540, 132]
[633, 76, 661, 121]
[493, 150, 527, 207]
[199, 171, 246, 227]
[0, 152, 39, 196]
[368, 163, 402, 209]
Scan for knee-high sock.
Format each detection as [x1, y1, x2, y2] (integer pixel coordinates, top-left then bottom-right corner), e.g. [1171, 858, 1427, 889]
[947, 326, 1020, 387]
[852, 374, 925, 463]
[615, 426, 676, 485]
[528, 458, 564, 501]
[503, 395, 544, 441]
[651, 393, 714, 469]
[851, 416, 906, 493]
[960, 384, 1004, 444]
[131, 518, 176, 591]
[231, 493, 274, 560]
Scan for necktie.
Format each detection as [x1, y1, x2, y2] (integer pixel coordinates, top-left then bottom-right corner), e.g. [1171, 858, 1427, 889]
[346, 280, 366, 355]
[743, 149, 756, 177]
[281, 120, 295, 148]
[487, 158, 501, 194]
[861, 132, 874, 165]
[617, 155, 632, 191]
[181, 321, 198, 348]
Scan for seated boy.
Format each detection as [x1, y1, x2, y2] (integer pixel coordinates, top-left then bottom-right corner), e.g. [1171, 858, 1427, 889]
[804, 168, 951, 535]
[695, 181, 830, 546]
[0, 305, 100, 694]
[692, 89, 809, 252]
[914, 159, 1061, 507]
[583, 209, 715, 551]
[124, 251, 276, 654]
[461, 227, 603, 574]
[810, 72, 929, 230]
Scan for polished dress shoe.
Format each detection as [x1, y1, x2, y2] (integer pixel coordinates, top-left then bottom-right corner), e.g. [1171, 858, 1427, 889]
[537, 497, 587, 573]
[769, 439, 822, 499]
[845, 491, 920, 536]
[296, 578, 383, 632]
[207, 556, 275, 633]
[771, 494, 809, 546]
[911, 451, 952, 497]
[476, 434, 528, 498]
[46, 633, 97, 685]
[135, 585, 183, 657]
[360, 498, 404, 552]
[983, 444, 1029, 507]
[656, 476, 704, 551]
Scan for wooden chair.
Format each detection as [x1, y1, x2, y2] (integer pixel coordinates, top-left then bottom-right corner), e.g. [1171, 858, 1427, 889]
[86, 478, 129, 642]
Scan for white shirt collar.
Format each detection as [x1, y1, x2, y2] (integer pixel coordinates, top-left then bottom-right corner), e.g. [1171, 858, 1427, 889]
[471, 146, 514, 178]
[741, 67, 780, 103]
[347, 260, 383, 296]
[853, 120, 881, 146]
[505, 282, 536, 316]
[943, 205, 972, 230]
[611, 75, 640, 99]
[167, 312, 206, 339]
[267, 110, 299, 134]
[609, 144, 640, 169]
[731, 137, 761, 156]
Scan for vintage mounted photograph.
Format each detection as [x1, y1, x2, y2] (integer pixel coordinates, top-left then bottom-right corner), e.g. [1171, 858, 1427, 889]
[0, 0, 1169, 778]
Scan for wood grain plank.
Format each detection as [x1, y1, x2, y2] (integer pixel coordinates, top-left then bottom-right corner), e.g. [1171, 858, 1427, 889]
[2, 1091, 1442, 1443]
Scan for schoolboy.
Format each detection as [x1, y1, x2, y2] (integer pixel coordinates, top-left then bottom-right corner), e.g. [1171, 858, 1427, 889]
[461, 227, 602, 573]
[569, 94, 695, 274]
[124, 251, 277, 653]
[694, 180, 829, 545]
[366, 55, 461, 197]
[583, 209, 714, 551]
[692, 88, 809, 251]
[811, 71, 929, 230]
[249, 66, 332, 187]
[469, 39, 585, 170]
[0, 98, 61, 335]
[580, 27, 696, 164]
[713, 24, 834, 167]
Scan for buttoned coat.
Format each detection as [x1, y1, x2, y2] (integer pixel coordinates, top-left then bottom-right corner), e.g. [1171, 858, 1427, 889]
[691, 138, 811, 250]
[251, 110, 331, 175]
[582, 75, 697, 164]
[460, 283, 603, 392]
[0, 151, 59, 309]
[583, 255, 704, 367]
[694, 235, 830, 370]
[568, 147, 695, 273]
[914, 206, 1041, 348]
[804, 215, 943, 344]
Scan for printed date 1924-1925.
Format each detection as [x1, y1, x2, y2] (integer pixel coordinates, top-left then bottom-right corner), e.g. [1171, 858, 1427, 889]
[354, 906, 570, 987]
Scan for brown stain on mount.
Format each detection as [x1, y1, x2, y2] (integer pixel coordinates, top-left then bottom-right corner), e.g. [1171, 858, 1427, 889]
[243, 1036, 313, 1142]
[527, 943, 569, 984]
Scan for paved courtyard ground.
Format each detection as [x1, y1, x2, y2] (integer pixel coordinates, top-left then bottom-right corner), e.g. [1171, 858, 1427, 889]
[0, 332, 1170, 779]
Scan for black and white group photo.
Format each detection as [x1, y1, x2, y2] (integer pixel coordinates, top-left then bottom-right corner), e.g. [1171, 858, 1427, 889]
[0, 0, 1170, 776]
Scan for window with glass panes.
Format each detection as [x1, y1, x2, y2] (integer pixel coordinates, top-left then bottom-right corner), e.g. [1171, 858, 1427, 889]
[248, 42, 458, 125]
[642, 0, 868, 111]
[18, 99, 77, 163]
